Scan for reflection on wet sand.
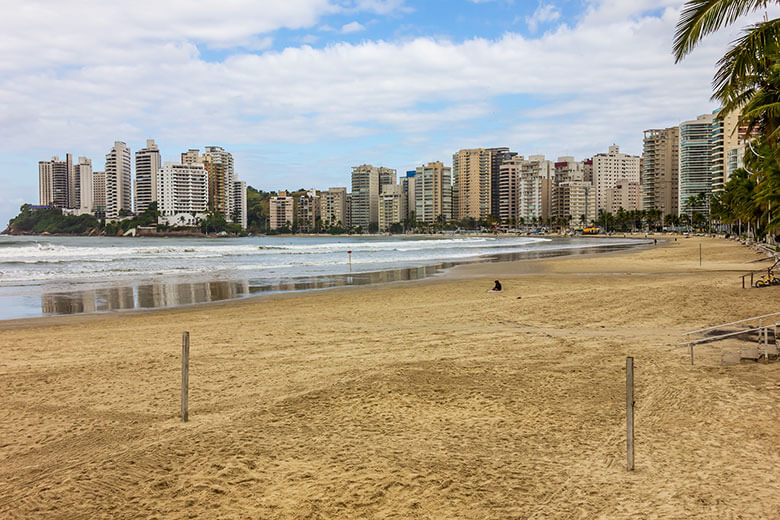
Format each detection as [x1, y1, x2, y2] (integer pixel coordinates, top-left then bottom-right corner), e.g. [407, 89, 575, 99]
[41, 242, 645, 316]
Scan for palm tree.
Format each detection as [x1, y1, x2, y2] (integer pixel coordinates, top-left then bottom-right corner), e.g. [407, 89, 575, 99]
[676, 3, 780, 133]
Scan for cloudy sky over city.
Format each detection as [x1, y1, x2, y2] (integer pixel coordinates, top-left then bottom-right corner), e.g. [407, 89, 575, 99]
[1, 0, 777, 225]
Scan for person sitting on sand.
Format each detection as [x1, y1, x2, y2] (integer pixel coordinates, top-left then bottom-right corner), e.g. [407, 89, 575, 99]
[489, 280, 502, 292]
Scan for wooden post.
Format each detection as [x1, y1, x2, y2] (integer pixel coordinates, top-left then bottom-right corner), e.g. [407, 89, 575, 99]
[182, 331, 190, 422]
[751, 272, 754, 287]
[765, 327, 770, 364]
[699, 243, 702, 266]
[626, 357, 634, 471]
[742, 275, 745, 289]
[689, 342, 694, 365]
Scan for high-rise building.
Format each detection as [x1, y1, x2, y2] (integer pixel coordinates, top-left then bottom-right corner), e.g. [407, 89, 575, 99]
[350, 165, 395, 231]
[452, 148, 491, 221]
[606, 179, 641, 213]
[75, 157, 93, 212]
[518, 155, 554, 223]
[38, 154, 73, 208]
[345, 193, 352, 228]
[93, 171, 106, 213]
[679, 113, 714, 215]
[400, 171, 416, 221]
[378, 184, 403, 231]
[551, 157, 593, 225]
[105, 142, 132, 219]
[269, 191, 294, 230]
[296, 189, 320, 233]
[711, 108, 741, 192]
[202, 146, 235, 220]
[642, 127, 680, 216]
[38, 160, 53, 206]
[488, 147, 517, 217]
[135, 139, 161, 214]
[497, 156, 523, 224]
[414, 161, 452, 224]
[233, 180, 247, 230]
[320, 187, 347, 227]
[181, 149, 201, 165]
[156, 162, 209, 226]
[592, 145, 640, 210]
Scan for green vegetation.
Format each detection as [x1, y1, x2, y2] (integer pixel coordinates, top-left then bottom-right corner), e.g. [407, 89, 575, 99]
[6, 204, 100, 234]
[674, 0, 780, 242]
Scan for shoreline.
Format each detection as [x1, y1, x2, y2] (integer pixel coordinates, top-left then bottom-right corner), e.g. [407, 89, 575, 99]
[0, 236, 651, 323]
[1, 236, 778, 519]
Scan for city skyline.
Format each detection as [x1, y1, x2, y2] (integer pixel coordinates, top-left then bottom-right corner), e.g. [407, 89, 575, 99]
[3, 1, 779, 226]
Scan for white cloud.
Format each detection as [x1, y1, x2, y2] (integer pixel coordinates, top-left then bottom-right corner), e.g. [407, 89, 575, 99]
[341, 21, 367, 33]
[526, 3, 561, 33]
[1, 0, 779, 225]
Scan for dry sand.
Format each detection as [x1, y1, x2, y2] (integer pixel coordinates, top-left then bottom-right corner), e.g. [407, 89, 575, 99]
[1, 236, 779, 519]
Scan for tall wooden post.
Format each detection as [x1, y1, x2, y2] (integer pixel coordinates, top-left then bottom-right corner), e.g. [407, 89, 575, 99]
[689, 343, 694, 365]
[182, 331, 190, 422]
[699, 243, 702, 266]
[626, 357, 635, 471]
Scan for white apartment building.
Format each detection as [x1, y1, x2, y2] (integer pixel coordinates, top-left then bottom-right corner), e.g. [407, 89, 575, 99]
[518, 155, 554, 223]
[75, 157, 93, 212]
[233, 180, 247, 230]
[135, 139, 161, 214]
[497, 156, 523, 223]
[592, 145, 640, 210]
[156, 162, 209, 226]
[105, 141, 132, 219]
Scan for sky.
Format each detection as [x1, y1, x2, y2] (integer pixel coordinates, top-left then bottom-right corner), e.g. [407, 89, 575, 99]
[1, 0, 778, 226]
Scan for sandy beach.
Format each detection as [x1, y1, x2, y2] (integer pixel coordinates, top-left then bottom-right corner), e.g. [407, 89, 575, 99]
[1, 236, 778, 519]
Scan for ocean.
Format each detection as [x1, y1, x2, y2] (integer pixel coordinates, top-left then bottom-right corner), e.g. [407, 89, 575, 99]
[0, 234, 646, 320]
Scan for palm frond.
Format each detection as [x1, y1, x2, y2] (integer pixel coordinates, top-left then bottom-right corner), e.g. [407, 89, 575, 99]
[674, 0, 771, 62]
[712, 20, 780, 104]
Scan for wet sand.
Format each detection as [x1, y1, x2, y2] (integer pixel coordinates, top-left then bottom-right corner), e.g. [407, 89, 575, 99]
[1, 236, 778, 518]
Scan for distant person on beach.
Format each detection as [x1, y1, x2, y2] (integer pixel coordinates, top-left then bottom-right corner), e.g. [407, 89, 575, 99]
[489, 280, 502, 292]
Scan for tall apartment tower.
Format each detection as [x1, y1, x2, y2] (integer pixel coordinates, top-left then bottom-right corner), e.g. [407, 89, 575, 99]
[711, 108, 741, 192]
[269, 191, 294, 230]
[350, 164, 395, 231]
[93, 171, 106, 213]
[488, 147, 517, 217]
[38, 159, 54, 206]
[592, 145, 641, 210]
[497, 156, 523, 223]
[452, 148, 491, 221]
[135, 139, 161, 214]
[401, 171, 417, 221]
[202, 146, 235, 219]
[518, 155, 554, 222]
[296, 189, 320, 233]
[642, 127, 680, 216]
[679, 113, 715, 214]
[75, 157, 93, 212]
[320, 187, 348, 226]
[232, 180, 247, 229]
[38, 154, 73, 208]
[414, 161, 452, 224]
[105, 141, 132, 219]
[378, 184, 403, 231]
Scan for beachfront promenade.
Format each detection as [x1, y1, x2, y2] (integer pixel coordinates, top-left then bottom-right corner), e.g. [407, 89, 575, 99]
[0, 237, 778, 518]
